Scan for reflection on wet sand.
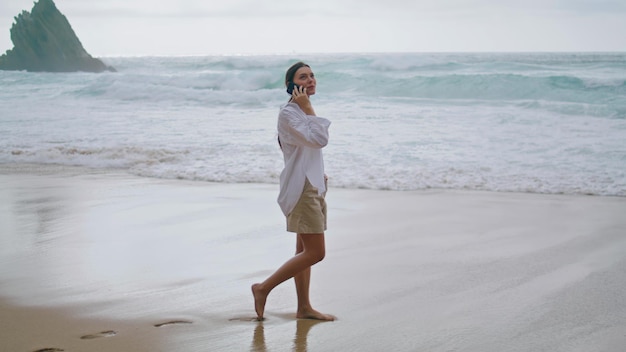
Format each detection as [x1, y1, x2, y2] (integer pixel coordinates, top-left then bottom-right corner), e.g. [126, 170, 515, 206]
[293, 319, 324, 352]
[1, 173, 76, 251]
[251, 319, 325, 352]
[251, 323, 266, 352]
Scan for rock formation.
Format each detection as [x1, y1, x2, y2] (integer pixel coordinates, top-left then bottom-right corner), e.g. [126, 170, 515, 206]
[0, 0, 115, 72]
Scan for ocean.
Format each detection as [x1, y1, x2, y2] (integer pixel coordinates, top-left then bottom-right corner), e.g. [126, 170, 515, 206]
[1, 52, 625, 196]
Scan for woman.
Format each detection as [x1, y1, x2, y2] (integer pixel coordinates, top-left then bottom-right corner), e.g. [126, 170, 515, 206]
[251, 62, 335, 321]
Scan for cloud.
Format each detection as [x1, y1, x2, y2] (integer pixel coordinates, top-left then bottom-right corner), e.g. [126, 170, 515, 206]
[1, 0, 625, 55]
[54, 0, 354, 18]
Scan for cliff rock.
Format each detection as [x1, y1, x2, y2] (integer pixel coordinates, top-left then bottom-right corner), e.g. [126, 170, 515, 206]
[0, 0, 115, 72]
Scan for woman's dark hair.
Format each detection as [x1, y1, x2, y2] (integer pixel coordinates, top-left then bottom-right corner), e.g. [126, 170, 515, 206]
[278, 62, 310, 149]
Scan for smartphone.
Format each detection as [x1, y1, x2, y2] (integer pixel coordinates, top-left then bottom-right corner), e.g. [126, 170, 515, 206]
[286, 81, 299, 95]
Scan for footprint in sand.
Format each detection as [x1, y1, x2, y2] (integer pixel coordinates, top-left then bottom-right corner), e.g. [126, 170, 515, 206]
[229, 316, 262, 322]
[80, 330, 117, 339]
[154, 320, 193, 327]
[34, 349, 65, 352]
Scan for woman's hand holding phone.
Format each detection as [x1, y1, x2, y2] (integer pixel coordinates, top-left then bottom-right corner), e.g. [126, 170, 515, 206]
[290, 84, 315, 116]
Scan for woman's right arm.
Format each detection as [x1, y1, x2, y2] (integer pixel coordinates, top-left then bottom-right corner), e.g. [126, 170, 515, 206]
[278, 106, 330, 149]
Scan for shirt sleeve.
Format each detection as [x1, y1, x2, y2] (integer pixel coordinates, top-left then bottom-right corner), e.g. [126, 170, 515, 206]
[278, 104, 331, 149]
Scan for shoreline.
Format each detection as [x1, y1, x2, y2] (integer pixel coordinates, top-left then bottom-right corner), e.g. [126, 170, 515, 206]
[1, 162, 623, 199]
[2, 165, 625, 351]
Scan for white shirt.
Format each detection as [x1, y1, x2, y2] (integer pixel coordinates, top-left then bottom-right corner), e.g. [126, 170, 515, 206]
[277, 102, 331, 216]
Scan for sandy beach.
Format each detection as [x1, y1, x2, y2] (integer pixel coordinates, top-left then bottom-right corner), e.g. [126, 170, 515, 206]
[1, 164, 625, 352]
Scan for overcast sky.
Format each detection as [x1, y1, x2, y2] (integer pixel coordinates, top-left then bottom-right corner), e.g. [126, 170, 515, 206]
[1, 0, 625, 56]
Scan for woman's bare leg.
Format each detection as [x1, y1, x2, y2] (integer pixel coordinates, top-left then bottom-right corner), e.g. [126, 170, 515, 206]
[252, 233, 334, 321]
[293, 235, 334, 320]
[294, 235, 312, 313]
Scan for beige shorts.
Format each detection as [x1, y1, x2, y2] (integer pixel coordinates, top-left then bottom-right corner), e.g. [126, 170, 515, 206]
[286, 178, 327, 234]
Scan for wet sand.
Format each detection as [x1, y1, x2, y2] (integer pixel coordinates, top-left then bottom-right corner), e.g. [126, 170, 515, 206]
[1, 165, 625, 352]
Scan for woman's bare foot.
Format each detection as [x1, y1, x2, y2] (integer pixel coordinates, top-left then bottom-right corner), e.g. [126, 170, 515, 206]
[251, 283, 267, 321]
[296, 308, 336, 321]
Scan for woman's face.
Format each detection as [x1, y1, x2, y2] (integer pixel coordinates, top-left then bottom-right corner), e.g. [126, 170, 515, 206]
[292, 66, 316, 96]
